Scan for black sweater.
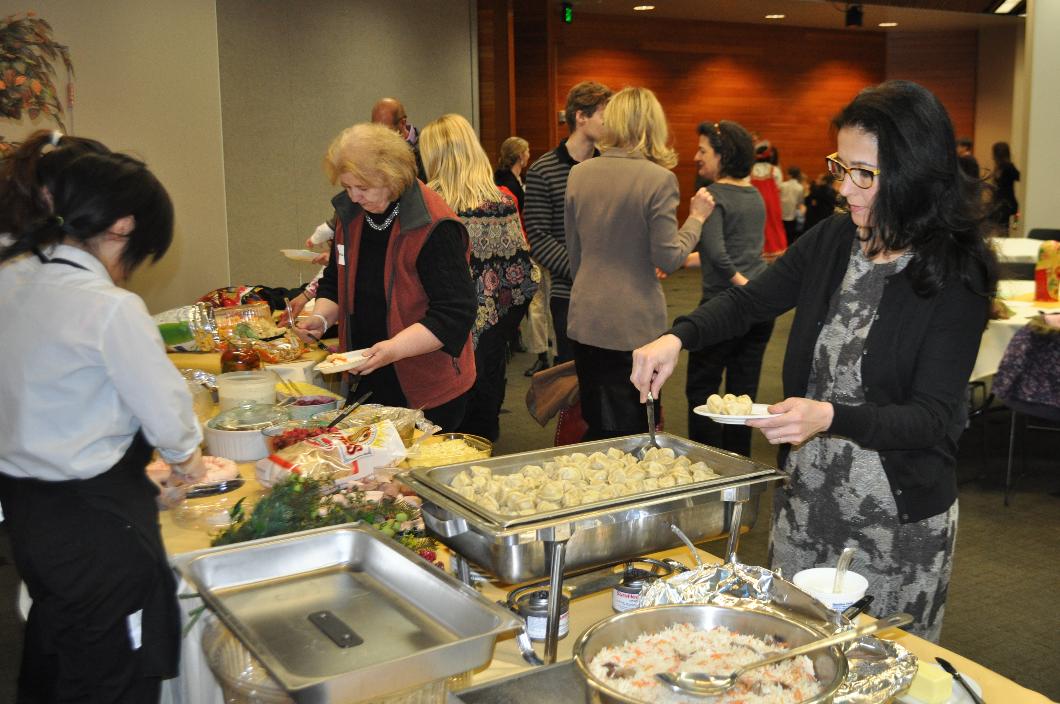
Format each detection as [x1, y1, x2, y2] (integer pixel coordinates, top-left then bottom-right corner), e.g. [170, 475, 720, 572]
[671, 214, 990, 522]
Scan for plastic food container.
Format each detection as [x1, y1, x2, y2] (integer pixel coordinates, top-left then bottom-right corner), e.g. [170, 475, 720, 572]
[218, 371, 278, 411]
[205, 403, 289, 462]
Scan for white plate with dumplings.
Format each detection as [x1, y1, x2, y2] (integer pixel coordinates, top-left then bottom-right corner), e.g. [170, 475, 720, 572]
[694, 393, 775, 424]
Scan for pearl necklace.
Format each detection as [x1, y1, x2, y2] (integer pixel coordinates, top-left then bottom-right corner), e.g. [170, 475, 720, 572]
[364, 204, 399, 231]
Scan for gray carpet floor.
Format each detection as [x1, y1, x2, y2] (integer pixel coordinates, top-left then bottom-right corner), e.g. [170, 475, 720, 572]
[1, 267, 1057, 700]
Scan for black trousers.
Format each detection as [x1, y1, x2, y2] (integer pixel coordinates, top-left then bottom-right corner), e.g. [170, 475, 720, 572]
[459, 302, 529, 442]
[571, 340, 659, 441]
[0, 436, 175, 704]
[550, 297, 572, 365]
[686, 318, 775, 456]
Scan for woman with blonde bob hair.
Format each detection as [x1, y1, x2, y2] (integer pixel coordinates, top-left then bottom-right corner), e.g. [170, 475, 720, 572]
[598, 86, 677, 169]
[564, 86, 715, 439]
[419, 114, 538, 441]
[295, 122, 478, 431]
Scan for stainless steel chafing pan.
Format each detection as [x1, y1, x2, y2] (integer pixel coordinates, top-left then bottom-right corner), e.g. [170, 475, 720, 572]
[399, 434, 786, 584]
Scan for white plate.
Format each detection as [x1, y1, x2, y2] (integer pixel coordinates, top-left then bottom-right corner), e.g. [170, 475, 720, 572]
[692, 403, 775, 424]
[314, 349, 369, 374]
[898, 671, 982, 704]
[281, 248, 320, 262]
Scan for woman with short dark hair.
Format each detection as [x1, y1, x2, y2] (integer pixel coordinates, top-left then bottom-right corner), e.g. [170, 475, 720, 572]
[684, 119, 774, 457]
[632, 81, 997, 640]
[0, 133, 206, 702]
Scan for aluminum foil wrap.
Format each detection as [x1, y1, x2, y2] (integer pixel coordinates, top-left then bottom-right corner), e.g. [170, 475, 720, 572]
[638, 562, 917, 704]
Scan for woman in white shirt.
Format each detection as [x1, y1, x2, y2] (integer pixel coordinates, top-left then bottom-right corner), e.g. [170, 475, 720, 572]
[0, 131, 205, 703]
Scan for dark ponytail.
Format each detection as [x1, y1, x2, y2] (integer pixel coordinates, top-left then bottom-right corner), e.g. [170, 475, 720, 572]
[1, 135, 173, 277]
[0, 130, 110, 239]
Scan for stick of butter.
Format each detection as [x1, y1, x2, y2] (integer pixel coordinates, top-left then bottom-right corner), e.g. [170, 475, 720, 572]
[906, 662, 952, 703]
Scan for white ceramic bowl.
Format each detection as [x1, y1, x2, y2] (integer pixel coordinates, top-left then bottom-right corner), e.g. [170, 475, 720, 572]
[793, 567, 869, 612]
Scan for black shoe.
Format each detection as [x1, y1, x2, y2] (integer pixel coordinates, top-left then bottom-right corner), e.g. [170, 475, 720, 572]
[524, 358, 550, 377]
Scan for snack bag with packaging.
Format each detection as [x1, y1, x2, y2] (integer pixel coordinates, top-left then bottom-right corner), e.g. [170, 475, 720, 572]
[1034, 240, 1060, 302]
[256, 420, 407, 487]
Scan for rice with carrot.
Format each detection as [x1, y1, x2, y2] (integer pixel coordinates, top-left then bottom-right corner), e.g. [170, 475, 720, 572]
[587, 622, 819, 703]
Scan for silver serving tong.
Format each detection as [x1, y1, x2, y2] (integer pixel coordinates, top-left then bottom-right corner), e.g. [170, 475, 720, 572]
[656, 613, 912, 697]
[634, 391, 660, 460]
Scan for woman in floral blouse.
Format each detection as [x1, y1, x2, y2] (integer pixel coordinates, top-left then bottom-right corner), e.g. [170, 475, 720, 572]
[420, 114, 539, 441]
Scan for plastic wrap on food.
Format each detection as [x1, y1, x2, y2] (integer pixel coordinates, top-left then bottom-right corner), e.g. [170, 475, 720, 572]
[155, 302, 219, 352]
[312, 404, 433, 447]
[255, 420, 408, 487]
[638, 562, 917, 704]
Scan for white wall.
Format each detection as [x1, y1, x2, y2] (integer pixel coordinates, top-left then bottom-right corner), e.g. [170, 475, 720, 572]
[1021, 0, 1060, 233]
[0, 0, 230, 312]
[215, 0, 478, 288]
[975, 24, 1019, 177]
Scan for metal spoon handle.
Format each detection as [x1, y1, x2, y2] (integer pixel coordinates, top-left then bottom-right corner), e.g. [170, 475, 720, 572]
[833, 546, 856, 592]
[736, 612, 912, 676]
[646, 391, 658, 448]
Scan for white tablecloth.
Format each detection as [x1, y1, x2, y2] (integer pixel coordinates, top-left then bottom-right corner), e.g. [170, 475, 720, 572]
[991, 237, 1043, 265]
[970, 280, 1038, 381]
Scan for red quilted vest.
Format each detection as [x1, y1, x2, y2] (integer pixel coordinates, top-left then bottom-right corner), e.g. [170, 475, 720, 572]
[335, 183, 475, 409]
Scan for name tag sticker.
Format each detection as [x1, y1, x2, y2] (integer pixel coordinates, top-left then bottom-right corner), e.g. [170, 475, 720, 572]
[337, 244, 345, 267]
[127, 609, 143, 650]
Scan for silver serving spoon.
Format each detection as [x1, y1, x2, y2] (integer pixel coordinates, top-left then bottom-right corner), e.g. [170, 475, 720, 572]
[656, 612, 912, 697]
[833, 546, 857, 593]
[634, 391, 660, 460]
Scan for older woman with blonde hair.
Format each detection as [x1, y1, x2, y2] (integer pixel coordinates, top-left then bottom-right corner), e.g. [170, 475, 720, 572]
[419, 114, 538, 441]
[564, 86, 715, 439]
[294, 122, 477, 430]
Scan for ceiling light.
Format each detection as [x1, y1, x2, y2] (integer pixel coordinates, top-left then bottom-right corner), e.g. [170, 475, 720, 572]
[765, 14, 785, 19]
[993, 0, 1021, 13]
[878, 22, 898, 27]
[633, 4, 655, 10]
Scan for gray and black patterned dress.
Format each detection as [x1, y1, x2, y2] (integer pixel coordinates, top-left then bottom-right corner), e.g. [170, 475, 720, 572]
[769, 239, 958, 643]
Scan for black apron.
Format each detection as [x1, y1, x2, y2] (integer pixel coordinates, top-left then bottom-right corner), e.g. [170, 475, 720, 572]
[0, 251, 182, 701]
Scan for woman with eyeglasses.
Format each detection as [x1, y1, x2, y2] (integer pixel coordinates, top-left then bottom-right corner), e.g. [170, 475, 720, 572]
[631, 81, 998, 641]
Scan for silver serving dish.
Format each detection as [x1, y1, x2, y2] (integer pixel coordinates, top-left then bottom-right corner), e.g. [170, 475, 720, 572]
[182, 525, 522, 704]
[573, 604, 848, 704]
[399, 434, 785, 583]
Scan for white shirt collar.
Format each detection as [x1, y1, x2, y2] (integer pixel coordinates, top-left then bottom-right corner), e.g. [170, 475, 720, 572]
[44, 243, 114, 283]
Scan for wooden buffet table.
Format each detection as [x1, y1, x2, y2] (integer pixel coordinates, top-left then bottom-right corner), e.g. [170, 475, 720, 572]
[158, 465, 1050, 704]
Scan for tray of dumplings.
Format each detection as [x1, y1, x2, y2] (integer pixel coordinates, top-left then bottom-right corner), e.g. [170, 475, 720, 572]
[398, 433, 786, 583]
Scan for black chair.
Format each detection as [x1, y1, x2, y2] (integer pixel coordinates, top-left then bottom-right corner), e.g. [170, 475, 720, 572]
[1002, 399, 1060, 506]
[1027, 228, 1060, 240]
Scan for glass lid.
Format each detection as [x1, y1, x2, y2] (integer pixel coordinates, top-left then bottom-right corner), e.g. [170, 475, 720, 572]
[208, 403, 289, 431]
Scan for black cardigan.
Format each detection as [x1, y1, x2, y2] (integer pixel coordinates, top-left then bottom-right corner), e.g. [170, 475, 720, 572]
[671, 214, 990, 523]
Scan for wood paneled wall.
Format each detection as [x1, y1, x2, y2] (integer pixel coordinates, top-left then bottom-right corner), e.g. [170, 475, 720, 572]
[885, 30, 978, 140]
[478, 3, 979, 217]
[477, 0, 515, 166]
[512, 0, 558, 163]
[552, 15, 885, 217]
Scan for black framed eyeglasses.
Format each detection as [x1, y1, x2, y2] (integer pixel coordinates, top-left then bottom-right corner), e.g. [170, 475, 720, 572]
[826, 152, 880, 189]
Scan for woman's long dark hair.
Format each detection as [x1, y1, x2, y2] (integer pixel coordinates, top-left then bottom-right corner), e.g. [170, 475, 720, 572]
[832, 80, 997, 298]
[0, 135, 174, 277]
